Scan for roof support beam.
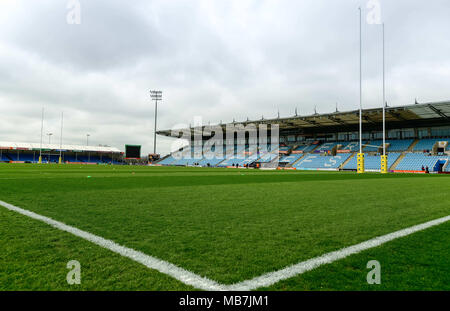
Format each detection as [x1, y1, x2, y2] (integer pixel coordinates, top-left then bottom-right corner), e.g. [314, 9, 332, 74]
[428, 104, 450, 120]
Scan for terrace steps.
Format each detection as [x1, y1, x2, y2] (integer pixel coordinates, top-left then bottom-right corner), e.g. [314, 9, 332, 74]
[340, 152, 356, 169]
[407, 139, 420, 152]
[390, 152, 407, 170]
[289, 153, 307, 167]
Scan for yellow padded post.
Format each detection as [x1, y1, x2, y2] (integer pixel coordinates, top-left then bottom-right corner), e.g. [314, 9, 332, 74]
[357, 153, 365, 174]
[380, 155, 388, 174]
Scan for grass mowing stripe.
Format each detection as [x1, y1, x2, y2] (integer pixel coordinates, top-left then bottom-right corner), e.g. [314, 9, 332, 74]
[0, 199, 225, 291]
[1, 198, 448, 291]
[228, 215, 450, 291]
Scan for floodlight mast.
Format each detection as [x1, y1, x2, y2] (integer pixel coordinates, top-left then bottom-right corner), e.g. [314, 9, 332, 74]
[47, 133, 53, 144]
[59, 112, 64, 164]
[150, 90, 162, 154]
[39, 107, 44, 164]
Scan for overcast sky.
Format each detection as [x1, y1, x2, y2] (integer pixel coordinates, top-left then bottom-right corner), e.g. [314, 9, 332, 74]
[1, 0, 449, 155]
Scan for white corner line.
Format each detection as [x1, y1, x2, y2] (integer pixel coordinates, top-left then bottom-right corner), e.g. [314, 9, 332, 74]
[228, 214, 450, 291]
[1, 199, 448, 291]
[0, 200, 226, 291]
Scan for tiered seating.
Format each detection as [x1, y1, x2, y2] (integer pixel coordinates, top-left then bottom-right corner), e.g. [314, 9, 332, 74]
[315, 142, 338, 153]
[293, 145, 308, 152]
[0, 154, 13, 162]
[158, 156, 176, 165]
[198, 157, 225, 167]
[340, 141, 360, 152]
[64, 155, 80, 162]
[279, 154, 303, 165]
[218, 156, 249, 167]
[344, 153, 401, 170]
[395, 153, 449, 171]
[78, 156, 103, 163]
[171, 156, 202, 166]
[414, 139, 449, 151]
[387, 139, 414, 151]
[304, 144, 319, 152]
[363, 140, 382, 152]
[7, 153, 38, 162]
[217, 147, 259, 167]
[100, 156, 118, 164]
[293, 154, 351, 170]
[364, 140, 413, 152]
[292, 144, 318, 153]
[16, 154, 36, 162]
[258, 152, 278, 163]
[279, 146, 291, 153]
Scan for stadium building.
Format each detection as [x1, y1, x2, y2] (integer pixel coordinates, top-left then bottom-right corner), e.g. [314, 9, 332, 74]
[156, 100, 450, 173]
[0, 141, 123, 164]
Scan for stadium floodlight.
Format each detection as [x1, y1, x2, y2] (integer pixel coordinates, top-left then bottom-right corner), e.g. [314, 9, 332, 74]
[59, 112, 64, 164]
[150, 90, 162, 154]
[86, 133, 90, 162]
[39, 107, 44, 164]
[47, 133, 53, 144]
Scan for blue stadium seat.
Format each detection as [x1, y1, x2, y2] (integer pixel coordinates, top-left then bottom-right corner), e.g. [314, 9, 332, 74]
[395, 153, 449, 171]
[293, 154, 351, 170]
[414, 139, 450, 151]
[344, 153, 401, 170]
[279, 154, 303, 165]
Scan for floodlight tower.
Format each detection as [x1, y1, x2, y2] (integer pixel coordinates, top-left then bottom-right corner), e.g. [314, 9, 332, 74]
[59, 112, 64, 164]
[39, 108, 44, 164]
[86, 134, 90, 162]
[150, 90, 162, 154]
[47, 133, 53, 144]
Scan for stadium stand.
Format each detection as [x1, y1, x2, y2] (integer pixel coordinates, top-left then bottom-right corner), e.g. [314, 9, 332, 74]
[279, 154, 304, 165]
[387, 139, 414, 151]
[395, 153, 449, 172]
[344, 153, 401, 171]
[258, 152, 278, 163]
[158, 155, 176, 165]
[0, 142, 123, 164]
[363, 139, 413, 152]
[340, 141, 360, 152]
[315, 142, 338, 153]
[279, 146, 291, 153]
[293, 154, 351, 170]
[413, 138, 450, 151]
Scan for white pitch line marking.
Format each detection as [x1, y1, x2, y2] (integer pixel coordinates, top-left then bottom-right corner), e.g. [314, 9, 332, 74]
[228, 214, 450, 290]
[1, 199, 448, 291]
[0, 200, 226, 291]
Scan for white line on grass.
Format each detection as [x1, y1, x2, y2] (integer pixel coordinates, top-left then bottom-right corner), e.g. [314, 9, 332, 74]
[0, 199, 226, 291]
[1, 199, 448, 291]
[228, 214, 450, 290]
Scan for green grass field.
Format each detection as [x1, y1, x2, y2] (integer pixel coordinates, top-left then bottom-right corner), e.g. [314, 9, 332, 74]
[0, 164, 449, 290]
